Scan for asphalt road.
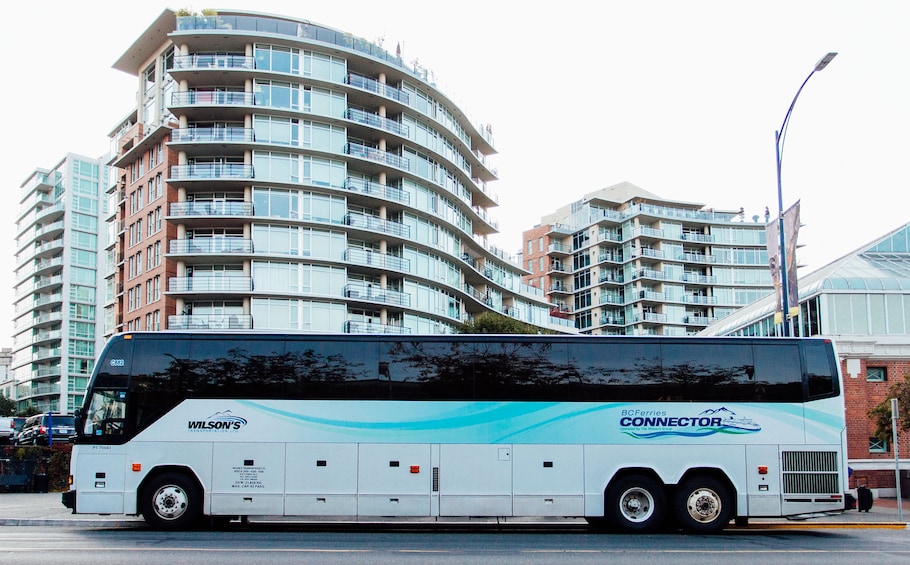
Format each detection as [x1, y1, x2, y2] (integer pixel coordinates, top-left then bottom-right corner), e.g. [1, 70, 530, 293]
[2, 524, 910, 565]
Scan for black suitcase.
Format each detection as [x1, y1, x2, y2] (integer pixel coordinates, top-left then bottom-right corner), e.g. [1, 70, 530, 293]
[857, 486, 873, 512]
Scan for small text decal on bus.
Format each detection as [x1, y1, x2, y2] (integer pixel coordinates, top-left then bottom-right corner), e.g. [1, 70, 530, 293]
[188, 410, 248, 432]
[619, 407, 761, 439]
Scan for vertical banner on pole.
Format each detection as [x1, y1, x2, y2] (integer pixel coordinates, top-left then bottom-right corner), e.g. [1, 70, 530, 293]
[783, 201, 801, 318]
[765, 220, 782, 317]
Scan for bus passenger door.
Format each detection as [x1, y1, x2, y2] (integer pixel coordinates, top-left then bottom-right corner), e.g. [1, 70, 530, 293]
[439, 444, 513, 516]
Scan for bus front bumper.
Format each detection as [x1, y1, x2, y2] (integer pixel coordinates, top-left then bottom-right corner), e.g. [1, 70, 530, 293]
[61, 490, 76, 512]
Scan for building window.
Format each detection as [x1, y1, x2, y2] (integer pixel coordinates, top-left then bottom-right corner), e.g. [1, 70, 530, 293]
[867, 367, 887, 382]
[869, 437, 889, 453]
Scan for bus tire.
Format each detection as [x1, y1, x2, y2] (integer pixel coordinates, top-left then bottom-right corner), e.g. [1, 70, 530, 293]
[141, 472, 201, 530]
[606, 474, 666, 533]
[673, 476, 733, 532]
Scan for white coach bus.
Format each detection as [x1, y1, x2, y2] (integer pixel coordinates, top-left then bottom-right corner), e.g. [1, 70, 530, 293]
[63, 332, 847, 532]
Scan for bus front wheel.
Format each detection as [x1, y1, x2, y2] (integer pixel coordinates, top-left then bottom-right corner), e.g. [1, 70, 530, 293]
[141, 472, 201, 530]
[673, 476, 733, 532]
[606, 474, 666, 533]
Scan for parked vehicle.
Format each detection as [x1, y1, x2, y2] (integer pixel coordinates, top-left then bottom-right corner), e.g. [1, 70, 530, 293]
[17, 414, 75, 445]
[0, 417, 25, 445]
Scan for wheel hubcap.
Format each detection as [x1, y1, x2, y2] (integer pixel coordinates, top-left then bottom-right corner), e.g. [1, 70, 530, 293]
[686, 488, 721, 523]
[152, 485, 188, 520]
[619, 487, 654, 522]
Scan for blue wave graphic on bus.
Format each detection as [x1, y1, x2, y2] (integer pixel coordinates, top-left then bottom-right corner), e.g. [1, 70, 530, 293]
[620, 407, 761, 440]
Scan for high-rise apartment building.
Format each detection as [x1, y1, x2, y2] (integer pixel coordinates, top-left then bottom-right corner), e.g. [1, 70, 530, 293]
[107, 9, 568, 335]
[13, 155, 107, 413]
[523, 182, 773, 335]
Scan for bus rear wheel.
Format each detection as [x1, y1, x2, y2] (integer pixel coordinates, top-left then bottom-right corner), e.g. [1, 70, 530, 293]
[673, 476, 733, 532]
[141, 472, 201, 530]
[606, 474, 666, 533]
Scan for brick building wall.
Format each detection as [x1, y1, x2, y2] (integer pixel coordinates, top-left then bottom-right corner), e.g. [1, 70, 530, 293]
[843, 358, 910, 490]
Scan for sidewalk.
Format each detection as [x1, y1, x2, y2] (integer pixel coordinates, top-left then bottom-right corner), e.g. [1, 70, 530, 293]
[0, 491, 907, 528]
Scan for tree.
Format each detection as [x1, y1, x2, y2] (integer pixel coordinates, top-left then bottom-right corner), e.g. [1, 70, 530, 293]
[456, 312, 550, 334]
[0, 394, 15, 416]
[868, 371, 910, 441]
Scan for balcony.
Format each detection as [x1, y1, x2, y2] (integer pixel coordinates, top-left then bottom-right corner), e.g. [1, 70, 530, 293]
[346, 108, 409, 137]
[169, 238, 253, 255]
[170, 127, 254, 143]
[631, 226, 665, 239]
[463, 284, 493, 307]
[168, 277, 253, 293]
[635, 269, 667, 281]
[599, 293, 623, 305]
[679, 252, 717, 264]
[19, 383, 61, 400]
[598, 272, 623, 284]
[344, 177, 409, 205]
[343, 320, 410, 334]
[548, 284, 573, 294]
[681, 273, 718, 285]
[343, 248, 410, 272]
[641, 312, 668, 324]
[343, 284, 410, 307]
[681, 232, 715, 243]
[684, 315, 719, 326]
[346, 142, 409, 170]
[170, 90, 254, 107]
[169, 163, 254, 181]
[682, 295, 718, 305]
[172, 54, 254, 71]
[346, 73, 409, 104]
[548, 242, 571, 255]
[168, 201, 253, 217]
[167, 314, 252, 330]
[344, 212, 410, 239]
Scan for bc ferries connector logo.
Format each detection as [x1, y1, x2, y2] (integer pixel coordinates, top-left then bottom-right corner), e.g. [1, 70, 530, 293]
[619, 407, 761, 439]
[188, 410, 248, 432]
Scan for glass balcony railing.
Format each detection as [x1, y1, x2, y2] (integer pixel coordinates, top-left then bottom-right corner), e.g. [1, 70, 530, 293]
[167, 314, 252, 330]
[169, 238, 253, 254]
[168, 201, 253, 217]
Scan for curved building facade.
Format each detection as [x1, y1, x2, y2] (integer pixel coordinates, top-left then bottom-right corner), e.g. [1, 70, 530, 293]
[108, 9, 569, 335]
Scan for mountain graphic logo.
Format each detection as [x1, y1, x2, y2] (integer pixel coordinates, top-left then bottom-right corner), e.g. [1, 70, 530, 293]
[188, 410, 248, 431]
[620, 407, 761, 439]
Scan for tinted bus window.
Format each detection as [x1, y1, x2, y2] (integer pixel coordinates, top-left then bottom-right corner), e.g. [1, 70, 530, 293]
[752, 342, 802, 402]
[569, 340, 662, 401]
[660, 342, 754, 401]
[93, 337, 133, 388]
[804, 341, 838, 399]
[128, 338, 191, 433]
[383, 339, 473, 400]
[472, 340, 569, 401]
[287, 338, 380, 399]
[186, 337, 289, 398]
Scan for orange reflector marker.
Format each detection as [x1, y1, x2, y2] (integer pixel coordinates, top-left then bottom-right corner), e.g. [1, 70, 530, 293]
[410, 465, 420, 474]
[124, 334, 132, 340]
[758, 465, 768, 474]
[132, 463, 142, 472]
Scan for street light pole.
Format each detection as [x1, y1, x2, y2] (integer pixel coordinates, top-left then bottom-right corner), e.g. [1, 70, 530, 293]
[774, 52, 837, 337]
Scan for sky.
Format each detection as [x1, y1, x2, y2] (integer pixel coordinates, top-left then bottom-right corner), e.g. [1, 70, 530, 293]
[1, 0, 908, 345]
